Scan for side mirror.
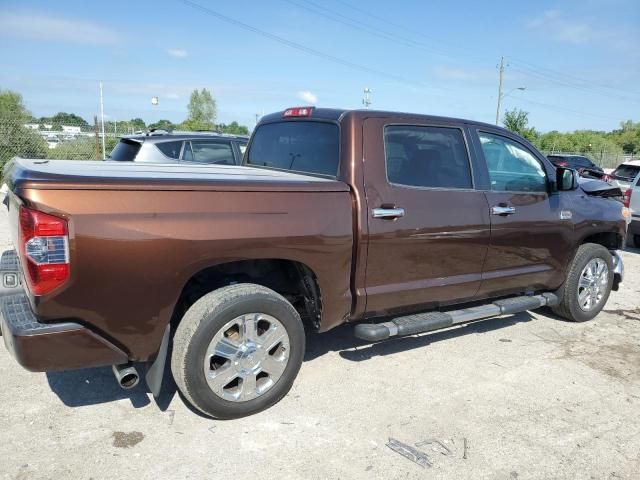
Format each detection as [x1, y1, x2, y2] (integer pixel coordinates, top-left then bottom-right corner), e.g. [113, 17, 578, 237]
[556, 167, 579, 191]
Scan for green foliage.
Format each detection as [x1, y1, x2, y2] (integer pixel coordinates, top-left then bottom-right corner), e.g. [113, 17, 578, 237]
[36, 112, 91, 132]
[217, 121, 249, 135]
[180, 88, 217, 130]
[47, 136, 118, 161]
[148, 119, 176, 131]
[0, 89, 48, 167]
[503, 108, 539, 143]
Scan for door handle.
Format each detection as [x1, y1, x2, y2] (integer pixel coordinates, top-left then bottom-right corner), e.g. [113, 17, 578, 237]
[491, 205, 516, 216]
[372, 207, 405, 219]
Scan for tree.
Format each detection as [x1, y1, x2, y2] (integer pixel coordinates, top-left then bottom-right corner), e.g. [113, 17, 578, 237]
[0, 89, 48, 166]
[148, 119, 177, 131]
[218, 121, 249, 135]
[503, 108, 539, 142]
[180, 88, 217, 130]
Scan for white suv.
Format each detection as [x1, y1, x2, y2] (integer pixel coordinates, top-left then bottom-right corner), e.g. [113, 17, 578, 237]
[626, 170, 640, 247]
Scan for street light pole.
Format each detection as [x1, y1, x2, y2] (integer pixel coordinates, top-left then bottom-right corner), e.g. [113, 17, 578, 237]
[495, 56, 504, 125]
[99, 81, 106, 160]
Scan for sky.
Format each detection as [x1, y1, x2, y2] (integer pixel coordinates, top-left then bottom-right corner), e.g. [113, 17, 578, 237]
[0, 0, 638, 131]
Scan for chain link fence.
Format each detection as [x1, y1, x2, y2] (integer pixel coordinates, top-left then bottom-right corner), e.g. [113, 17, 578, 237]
[2, 116, 638, 172]
[0, 117, 127, 168]
[541, 150, 637, 170]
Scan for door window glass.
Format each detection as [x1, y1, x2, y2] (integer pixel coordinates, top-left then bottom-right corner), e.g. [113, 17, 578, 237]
[191, 141, 235, 165]
[479, 132, 547, 192]
[384, 125, 472, 189]
[155, 141, 182, 159]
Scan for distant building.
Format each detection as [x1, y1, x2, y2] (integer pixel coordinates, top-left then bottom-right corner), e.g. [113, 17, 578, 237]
[62, 125, 81, 134]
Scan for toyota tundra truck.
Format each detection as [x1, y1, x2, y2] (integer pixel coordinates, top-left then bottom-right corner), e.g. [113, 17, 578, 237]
[0, 107, 627, 419]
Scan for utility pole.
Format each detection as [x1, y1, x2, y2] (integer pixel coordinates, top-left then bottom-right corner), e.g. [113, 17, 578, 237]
[495, 56, 504, 125]
[94, 116, 100, 160]
[362, 87, 372, 109]
[99, 81, 106, 159]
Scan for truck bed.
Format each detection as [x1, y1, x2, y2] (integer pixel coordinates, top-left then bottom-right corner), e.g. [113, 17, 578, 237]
[4, 158, 350, 193]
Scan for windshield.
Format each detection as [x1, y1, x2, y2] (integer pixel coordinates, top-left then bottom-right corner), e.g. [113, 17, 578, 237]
[247, 121, 339, 177]
[109, 139, 141, 161]
[612, 164, 640, 181]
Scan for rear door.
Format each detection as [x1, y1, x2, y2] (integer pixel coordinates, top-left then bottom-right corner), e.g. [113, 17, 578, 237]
[471, 129, 574, 297]
[362, 117, 491, 315]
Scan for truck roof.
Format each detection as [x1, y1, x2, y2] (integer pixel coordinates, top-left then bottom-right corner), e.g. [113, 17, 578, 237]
[259, 107, 502, 130]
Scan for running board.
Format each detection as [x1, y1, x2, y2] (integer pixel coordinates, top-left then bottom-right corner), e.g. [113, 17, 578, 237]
[354, 293, 558, 342]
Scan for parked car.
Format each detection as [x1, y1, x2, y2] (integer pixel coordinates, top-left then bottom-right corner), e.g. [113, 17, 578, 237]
[1, 107, 627, 419]
[108, 131, 248, 165]
[610, 160, 640, 192]
[547, 154, 605, 179]
[624, 170, 640, 247]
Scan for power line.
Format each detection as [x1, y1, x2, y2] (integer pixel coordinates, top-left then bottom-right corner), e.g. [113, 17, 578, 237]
[509, 57, 640, 99]
[284, 0, 455, 58]
[509, 96, 620, 121]
[332, 0, 466, 58]
[509, 66, 638, 103]
[175, 0, 451, 91]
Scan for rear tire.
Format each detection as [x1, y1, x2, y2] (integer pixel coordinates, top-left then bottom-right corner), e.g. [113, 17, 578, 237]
[171, 283, 305, 419]
[627, 233, 638, 248]
[552, 243, 614, 322]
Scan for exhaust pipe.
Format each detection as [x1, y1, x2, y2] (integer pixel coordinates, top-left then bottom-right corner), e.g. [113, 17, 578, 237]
[112, 363, 140, 389]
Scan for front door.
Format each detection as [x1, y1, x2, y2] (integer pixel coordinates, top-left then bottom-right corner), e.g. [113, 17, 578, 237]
[472, 130, 574, 297]
[362, 118, 491, 315]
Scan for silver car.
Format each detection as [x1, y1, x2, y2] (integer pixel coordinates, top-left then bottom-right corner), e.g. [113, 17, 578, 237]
[108, 131, 248, 165]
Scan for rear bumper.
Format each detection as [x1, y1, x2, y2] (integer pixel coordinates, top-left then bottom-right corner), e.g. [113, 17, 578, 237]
[1, 293, 128, 372]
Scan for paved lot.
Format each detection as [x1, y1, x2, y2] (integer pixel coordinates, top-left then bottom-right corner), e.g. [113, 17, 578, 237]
[0, 207, 639, 480]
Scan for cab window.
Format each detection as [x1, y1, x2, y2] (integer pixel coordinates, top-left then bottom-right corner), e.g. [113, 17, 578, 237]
[479, 132, 547, 192]
[384, 125, 472, 189]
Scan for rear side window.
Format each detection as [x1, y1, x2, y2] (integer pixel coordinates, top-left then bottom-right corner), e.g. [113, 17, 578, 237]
[247, 121, 339, 177]
[109, 139, 141, 161]
[155, 141, 182, 159]
[190, 141, 235, 165]
[384, 125, 472, 189]
[479, 132, 547, 192]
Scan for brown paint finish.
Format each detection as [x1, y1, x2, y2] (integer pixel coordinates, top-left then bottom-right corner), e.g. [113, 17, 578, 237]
[361, 117, 491, 315]
[15, 186, 353, 360]
[1, 108, 628, 373]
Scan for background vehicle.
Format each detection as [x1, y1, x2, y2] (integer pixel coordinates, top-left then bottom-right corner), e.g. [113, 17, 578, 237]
[1, 107, 627, 419]
[547, 154, 605, 179]
[109, 131, 248, 165]
[625, 171, 640, 247]
[610, 160, 640, 192]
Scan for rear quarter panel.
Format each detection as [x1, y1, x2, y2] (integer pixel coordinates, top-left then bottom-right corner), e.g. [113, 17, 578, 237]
[17, 188, 353, 360]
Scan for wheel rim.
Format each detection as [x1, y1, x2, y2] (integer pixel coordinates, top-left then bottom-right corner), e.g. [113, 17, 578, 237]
[203, 313, 290, 402]
[577, 258, 609, 312]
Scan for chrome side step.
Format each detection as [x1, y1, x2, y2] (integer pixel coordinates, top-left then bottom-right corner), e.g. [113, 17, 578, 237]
[354, 293, 558, 342]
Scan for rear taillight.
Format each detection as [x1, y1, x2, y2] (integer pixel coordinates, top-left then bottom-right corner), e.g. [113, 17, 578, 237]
[623, 189, 632, 208]
[19, 207, 69, 295]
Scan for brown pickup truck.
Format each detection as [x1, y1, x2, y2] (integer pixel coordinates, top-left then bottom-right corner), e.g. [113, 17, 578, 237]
[0, 107, 627, 419]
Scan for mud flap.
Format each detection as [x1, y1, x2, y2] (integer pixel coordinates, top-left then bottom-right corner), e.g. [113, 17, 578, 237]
[145, 324, 170, 398]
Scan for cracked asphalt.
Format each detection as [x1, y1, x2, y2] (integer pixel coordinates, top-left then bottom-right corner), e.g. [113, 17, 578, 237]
[0, 208, 639, 480]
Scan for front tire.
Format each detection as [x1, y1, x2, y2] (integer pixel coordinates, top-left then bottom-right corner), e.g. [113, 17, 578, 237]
[552, 243, 614, 322]
[171, 283, 305, 419]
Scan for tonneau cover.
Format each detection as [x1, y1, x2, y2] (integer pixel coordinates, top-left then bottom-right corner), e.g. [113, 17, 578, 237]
[4, 158, 349, 193]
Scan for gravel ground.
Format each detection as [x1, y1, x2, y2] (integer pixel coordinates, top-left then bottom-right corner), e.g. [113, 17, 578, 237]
[0, 208, 639, 480]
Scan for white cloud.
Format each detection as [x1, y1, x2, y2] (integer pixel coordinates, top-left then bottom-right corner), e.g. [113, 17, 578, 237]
[297, 90, 318, 104]
[166, 48, 188, 58]
[528, 10, 594, 45]
[0, 10, 120, 45]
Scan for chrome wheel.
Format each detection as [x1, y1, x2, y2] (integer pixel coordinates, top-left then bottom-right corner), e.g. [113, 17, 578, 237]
[577, 258, 609, 312]
[204, 313, 290, 402]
